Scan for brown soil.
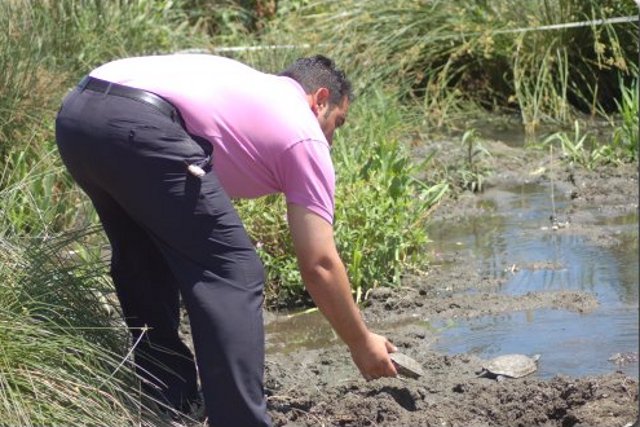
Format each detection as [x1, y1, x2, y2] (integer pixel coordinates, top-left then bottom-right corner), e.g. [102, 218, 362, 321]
[262, 139, 639, 427]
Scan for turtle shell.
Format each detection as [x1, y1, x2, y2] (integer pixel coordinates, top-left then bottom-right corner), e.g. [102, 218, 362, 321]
[482, 354, 540, 379]
[390, 352, 424, 379]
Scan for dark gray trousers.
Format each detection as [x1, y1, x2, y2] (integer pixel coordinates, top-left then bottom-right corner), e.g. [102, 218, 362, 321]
[55, 86, 271, 427]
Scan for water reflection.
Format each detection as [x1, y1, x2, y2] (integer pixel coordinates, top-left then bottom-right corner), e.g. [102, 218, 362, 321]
[609, 233, 640, 304]
[428, 183, 638, 306]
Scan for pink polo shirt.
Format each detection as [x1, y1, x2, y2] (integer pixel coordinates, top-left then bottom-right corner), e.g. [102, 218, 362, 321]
[90, 54, 335, 223]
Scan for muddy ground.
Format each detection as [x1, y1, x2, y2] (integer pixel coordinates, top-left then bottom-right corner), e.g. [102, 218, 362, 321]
[261, 139, 639, 427]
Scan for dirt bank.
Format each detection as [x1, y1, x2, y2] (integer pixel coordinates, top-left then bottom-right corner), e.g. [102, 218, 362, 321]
[263, 139, 639, 427]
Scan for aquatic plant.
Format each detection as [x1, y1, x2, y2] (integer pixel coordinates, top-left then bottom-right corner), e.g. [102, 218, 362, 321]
[263, 0, 638, 131]
[611, 77, 639, 162]
[543, 121, 598, 169]
[536, 75, 637, 169]
[459, 129, 492, 193]
[541, 120, 626, 170]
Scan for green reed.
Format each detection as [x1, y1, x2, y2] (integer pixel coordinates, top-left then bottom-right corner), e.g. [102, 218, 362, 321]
[538, 75, 638, 170]
[458, 129, 492, 193]
[0, 0, 208, 236]
[0, 230, 170, 426]
[263, 0, 638, 132]
[611, 77, 639, 161]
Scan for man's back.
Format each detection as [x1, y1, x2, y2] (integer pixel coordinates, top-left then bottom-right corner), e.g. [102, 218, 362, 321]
[91, 54, 335, 222]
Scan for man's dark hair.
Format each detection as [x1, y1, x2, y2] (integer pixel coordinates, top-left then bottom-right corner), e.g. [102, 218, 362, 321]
[279, 55, 354, 106]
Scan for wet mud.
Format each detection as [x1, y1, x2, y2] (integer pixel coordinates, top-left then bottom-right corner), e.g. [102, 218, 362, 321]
[263, 139, 639, 427]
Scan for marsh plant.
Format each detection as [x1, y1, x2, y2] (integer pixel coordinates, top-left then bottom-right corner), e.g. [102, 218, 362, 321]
[459, 129, 492, 193]
[542, 121, 599, 169]
[265, 0, 638, 131]
[611, 77, 639, 162]
[542, 120, 623, 170]
[546, 74, 638, 168]
[0, 230, 169, 426]
[541, 76, 638, 169]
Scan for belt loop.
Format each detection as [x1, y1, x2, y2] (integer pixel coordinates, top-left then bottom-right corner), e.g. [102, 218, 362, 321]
[103, 82, 113, 97]
[78, 75, 90, 92]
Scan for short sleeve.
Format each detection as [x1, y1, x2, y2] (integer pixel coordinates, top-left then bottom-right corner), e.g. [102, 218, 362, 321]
[275, 139, 335, 224]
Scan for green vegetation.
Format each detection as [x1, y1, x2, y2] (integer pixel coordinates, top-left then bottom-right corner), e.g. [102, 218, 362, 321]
[1, 0, 637, 423]
[263, 0, 638, 132]
[459, 129, 492, 193]
[612, 77, 639, 162]
[540, 77, 638, 170]
[0, 229, 167, 426]
[542, 121, 607, 170]
[332, 95, 448, 302]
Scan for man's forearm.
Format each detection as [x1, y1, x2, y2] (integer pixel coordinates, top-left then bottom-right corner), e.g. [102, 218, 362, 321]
[287, 204, 397, 379]
[287, 203, 371, 348]
[301, 259, 370, 350]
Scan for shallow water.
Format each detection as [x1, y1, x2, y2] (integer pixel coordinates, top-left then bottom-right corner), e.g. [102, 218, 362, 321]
[266, 308, 335, 354]
[428, 183, 639, 378]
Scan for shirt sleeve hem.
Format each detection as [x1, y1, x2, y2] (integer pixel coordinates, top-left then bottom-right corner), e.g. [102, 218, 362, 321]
[286, 197, 334, 225]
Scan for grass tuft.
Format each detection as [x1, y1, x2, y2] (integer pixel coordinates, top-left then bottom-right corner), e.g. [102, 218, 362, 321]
[0, 230, 166, 426]
[262, 0, 638, 131]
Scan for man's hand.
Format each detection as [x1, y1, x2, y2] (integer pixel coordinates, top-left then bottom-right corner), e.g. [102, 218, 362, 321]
[349, 332, 398, 380]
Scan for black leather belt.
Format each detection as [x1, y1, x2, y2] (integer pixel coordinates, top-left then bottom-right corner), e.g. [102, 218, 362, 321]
[78, 76, 181, 121]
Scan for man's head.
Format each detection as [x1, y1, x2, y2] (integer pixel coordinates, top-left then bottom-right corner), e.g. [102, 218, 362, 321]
[280, 55, 353, 144]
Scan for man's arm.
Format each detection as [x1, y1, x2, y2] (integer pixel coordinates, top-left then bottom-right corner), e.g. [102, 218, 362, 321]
[287, 203, 397, 380]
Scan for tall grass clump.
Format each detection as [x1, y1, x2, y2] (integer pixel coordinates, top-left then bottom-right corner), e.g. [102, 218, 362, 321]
[265, 0, 638, 131]
[0, 0, 207, 236]
[0, 130, 93, 236]
[0, 0, 198, 148]
[237, 91, 448, 307]
[0, 229, 166, 426]
[611, 77, 639, 162]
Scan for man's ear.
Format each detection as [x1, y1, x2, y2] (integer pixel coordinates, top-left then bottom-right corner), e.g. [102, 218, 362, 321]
[309, 87, 330, 115]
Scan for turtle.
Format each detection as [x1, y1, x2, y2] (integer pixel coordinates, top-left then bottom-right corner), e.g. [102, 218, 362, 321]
[478, 354, 541, 381]
[390, 352, 424, 379]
